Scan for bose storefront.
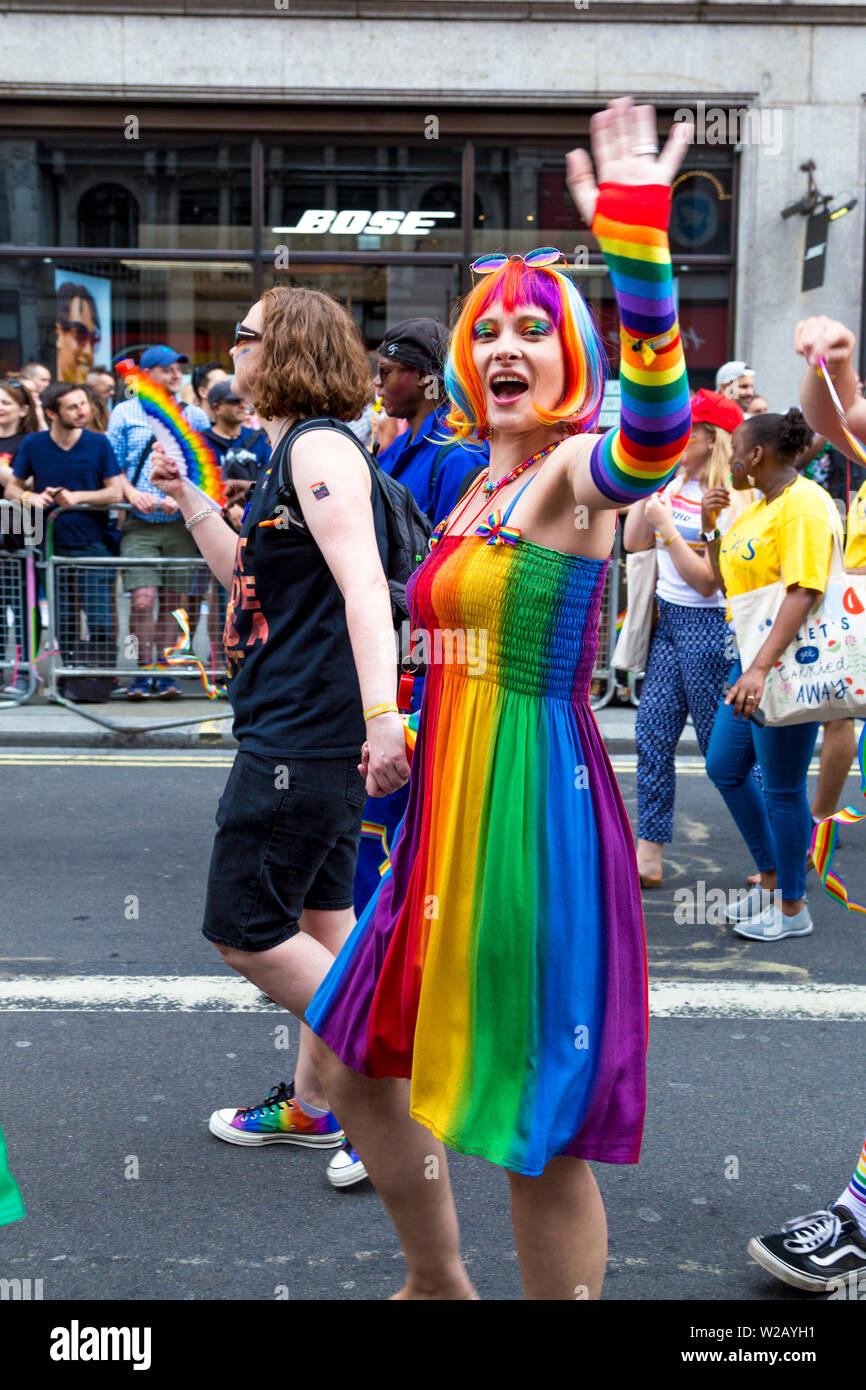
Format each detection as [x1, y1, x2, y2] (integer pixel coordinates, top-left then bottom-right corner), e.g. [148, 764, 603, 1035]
[0, 100, 737, 387]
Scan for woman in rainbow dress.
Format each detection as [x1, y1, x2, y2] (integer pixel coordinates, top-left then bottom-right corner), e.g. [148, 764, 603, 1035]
[307, 98, 693, 1300]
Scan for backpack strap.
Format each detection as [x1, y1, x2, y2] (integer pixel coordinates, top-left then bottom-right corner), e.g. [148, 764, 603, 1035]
[129, 435, 156, 490]
[274, 416, 374, 517]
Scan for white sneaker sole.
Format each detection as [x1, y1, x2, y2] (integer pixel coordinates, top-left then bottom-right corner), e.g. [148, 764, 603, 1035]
[327, 1161, 369, 1189]
[747, 1237, 832, 1292]
[732, 920, 813, 941]
[208, 1112, 344, 1148]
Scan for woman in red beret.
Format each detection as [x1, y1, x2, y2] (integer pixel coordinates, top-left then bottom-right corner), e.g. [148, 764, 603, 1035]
[624, 388, 756, 887]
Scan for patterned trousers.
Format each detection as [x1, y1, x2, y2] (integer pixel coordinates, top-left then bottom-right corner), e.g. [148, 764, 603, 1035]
[636, 597, 732, 844]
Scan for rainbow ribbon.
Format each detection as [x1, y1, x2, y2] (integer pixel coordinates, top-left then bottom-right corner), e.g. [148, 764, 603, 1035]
[475, 510, 522, 547]
[163, 608, 226, 700]
[116, 359, 226, 507]
[811, 722, 866, 914]
[817, 357, 866, 468]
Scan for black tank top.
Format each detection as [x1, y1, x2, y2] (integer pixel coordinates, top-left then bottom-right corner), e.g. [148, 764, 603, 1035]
[223, 424, 390, 758]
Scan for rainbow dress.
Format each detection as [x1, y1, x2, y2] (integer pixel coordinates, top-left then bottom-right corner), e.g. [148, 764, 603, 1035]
[307, 181, 692, 1176]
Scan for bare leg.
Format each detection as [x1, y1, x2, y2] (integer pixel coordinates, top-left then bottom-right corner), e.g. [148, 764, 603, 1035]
[636, 837, 663, 885]
[311, 1035, 475, 1300]
[129, 585, 156, 667]
[811, 719, 857, 820]
[508, 1157, 607, 1301]
[213, 906, 354, 1111]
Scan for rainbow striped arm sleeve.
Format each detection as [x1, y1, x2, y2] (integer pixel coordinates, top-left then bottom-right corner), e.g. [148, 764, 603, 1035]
[589, 182, 691, 506]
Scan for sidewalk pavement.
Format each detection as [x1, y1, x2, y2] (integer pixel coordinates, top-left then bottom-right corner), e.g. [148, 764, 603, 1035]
[0, 690, 681, 753]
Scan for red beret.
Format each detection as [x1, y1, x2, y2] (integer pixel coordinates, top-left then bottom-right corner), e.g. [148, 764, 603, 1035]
[690, 388, 745, 435]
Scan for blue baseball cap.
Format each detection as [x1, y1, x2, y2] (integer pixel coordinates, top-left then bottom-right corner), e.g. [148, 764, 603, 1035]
[140, 344, 189, 369]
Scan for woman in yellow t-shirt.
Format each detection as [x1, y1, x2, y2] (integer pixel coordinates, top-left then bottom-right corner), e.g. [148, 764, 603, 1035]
[702, 408, 837, 942]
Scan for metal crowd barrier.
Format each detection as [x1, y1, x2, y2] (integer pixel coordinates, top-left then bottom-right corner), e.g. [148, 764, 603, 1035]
[0, 502, 38, 707]
[1, 499, 629, 727]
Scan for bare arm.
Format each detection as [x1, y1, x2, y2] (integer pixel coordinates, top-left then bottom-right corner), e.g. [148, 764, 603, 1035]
[149, 447, 239, 590]
[727, 586, 820, 718]
[622, 497, 655, 552]
[52, 477, 124, 508]
[795, 316, 866, 454]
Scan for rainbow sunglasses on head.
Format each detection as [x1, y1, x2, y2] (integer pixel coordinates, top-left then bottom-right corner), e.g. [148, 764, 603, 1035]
[469, 247, 566, 278]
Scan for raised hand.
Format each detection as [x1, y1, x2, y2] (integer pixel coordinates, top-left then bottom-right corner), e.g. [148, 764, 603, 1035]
[566, 96, 692, 227]
[148, 443, 189, 502]
[794, 316, 856, 372]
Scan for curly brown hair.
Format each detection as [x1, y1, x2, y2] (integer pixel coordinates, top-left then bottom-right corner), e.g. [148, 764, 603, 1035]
[252, 287, 374, 423]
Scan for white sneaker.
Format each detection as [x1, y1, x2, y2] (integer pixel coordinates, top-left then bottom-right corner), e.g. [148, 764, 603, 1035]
[326, 1139, 369, 1189]
[732, 904, 813, 941]
[725, 886, 769, 923]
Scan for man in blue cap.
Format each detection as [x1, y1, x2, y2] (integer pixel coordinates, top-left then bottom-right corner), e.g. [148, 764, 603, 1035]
[107, 346, 210, 698]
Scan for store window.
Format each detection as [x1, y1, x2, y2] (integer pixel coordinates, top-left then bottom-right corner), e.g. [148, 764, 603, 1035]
[0, 138, 252, 250]
[264, 262, 462, 348]
[0, 257, 252, 380]
[265, 141, 464, 255]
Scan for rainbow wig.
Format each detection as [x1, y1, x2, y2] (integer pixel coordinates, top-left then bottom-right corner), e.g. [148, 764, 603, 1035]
[444, 260, 608, 442]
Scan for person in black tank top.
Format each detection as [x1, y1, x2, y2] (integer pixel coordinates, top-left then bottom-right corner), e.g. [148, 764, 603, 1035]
[149, 287, 409, 1158]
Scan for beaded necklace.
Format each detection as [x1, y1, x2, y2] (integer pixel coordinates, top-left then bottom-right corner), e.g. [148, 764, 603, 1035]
[429, 440, 561, 550]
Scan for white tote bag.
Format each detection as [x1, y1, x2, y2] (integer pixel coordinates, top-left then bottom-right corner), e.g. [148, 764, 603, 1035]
[612, 547, 657, 674]
[730, 492, 866, 726]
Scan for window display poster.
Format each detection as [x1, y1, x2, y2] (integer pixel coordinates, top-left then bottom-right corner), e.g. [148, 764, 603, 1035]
[54, 268, 111, 383]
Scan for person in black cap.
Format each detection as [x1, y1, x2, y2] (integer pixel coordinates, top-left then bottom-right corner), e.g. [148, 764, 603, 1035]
[205, 380, 270, 483]
[375, 317, 487, 526]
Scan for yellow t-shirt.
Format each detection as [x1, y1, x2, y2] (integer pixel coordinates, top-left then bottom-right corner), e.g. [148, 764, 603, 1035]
[844, 480, 866, 569]
[719, 476, 839, 615]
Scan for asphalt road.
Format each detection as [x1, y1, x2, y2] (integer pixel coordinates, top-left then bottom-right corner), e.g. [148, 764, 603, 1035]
[1, 748, 865, 1303]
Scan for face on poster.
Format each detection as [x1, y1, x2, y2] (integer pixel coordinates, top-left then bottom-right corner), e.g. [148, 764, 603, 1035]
[54, 269, 111, 383]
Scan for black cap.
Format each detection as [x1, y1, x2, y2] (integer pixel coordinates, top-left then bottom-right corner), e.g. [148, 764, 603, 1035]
[378, 317, 448, 376]
[208, 380, 242, 407]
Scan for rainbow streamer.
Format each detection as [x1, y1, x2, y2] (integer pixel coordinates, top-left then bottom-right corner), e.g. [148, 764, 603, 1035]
[817, 358, 866, 468]
[163, 608, 226, 699]
[116, 359, 226, 507]
[811, 722, 866, 914]
[616, 608, 627, 634]
[361, 821, 391, 878]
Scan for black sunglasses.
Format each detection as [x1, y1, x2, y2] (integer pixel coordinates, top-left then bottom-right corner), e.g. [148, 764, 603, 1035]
[61, 319, 101, 349]
[234, 322, 263, 346]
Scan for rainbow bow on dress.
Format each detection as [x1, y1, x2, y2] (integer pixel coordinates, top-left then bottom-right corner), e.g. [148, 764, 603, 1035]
[475, 510, 522, 546]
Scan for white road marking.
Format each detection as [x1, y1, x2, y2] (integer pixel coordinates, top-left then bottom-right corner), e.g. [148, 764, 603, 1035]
[0, 975, 864, 1020]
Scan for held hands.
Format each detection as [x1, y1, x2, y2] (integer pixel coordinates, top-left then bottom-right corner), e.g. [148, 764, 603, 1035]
[566, 96, 692, 227]
[701, 487, 730, 533]
[793, 316, 856, 372]
[358, 711, 411, 797]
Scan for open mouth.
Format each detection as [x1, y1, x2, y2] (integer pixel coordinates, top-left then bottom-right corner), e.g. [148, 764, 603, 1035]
[490, 373, 529, 401]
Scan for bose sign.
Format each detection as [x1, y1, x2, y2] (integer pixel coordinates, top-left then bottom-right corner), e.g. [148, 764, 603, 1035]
[272, 209, 457, 237]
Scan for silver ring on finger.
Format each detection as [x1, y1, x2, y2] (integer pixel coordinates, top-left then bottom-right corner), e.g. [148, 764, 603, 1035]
[632, 143, 660, 156]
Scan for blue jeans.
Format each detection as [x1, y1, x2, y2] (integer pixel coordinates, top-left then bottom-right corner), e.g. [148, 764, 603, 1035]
[705, 660, 819, 901]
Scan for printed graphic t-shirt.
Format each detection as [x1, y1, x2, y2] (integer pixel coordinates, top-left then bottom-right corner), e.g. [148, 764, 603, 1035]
[654, 476, 726, 609]
[719, 476, 838, 617]
[223, 427, 390, 758]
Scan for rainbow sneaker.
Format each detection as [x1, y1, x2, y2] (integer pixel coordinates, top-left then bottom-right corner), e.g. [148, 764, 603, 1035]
[208, 1080, 343, 1148]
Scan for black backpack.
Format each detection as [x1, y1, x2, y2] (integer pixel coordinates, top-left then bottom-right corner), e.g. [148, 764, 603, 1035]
[271, 416, 432, 660]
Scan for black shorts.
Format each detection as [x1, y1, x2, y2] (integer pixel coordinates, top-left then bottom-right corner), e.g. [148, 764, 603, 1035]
[201, 750, 366, 953]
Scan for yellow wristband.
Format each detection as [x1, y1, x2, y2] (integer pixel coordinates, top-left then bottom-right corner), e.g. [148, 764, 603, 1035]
[364, 702, 399, 721]
[621, 322, 680, 367]
[662, 532, 679, 548]
[22, 490, 31, 501]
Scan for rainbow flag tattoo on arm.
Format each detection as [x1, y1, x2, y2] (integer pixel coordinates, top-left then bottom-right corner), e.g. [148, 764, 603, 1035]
[589, 182, 691, 506]
[116, 359, 225, 507]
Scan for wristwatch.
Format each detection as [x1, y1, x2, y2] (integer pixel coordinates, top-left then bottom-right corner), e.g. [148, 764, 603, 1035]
[699, 527, 720, 544]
